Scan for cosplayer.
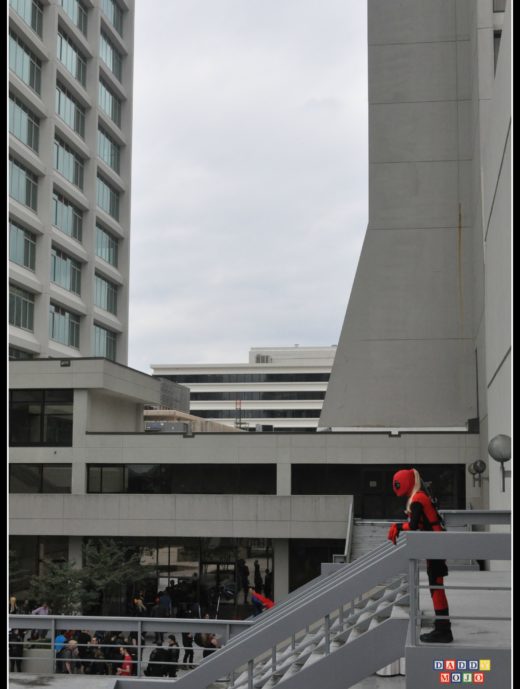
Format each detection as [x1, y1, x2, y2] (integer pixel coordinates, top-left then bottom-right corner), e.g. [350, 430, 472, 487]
[388, 468, 453, 643]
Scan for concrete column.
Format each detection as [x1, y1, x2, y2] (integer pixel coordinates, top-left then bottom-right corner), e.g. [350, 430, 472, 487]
[276, 463, 291, 496]
[273, 539, 289, 603]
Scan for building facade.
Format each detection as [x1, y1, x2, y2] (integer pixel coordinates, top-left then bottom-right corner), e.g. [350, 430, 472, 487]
[9, 0, 135, 365]
[152, 346, 336, 433]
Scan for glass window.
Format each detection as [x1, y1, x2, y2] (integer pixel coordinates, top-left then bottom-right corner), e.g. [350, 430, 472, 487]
[9, 31, 42, 93]
[9, 0, 43, 36]
[9, 464, 72, 493]
[57, 30, 87, 86]
[49, 303, 80, 348]
[54, 137, 84, 189]
[9, 285, 34, 331]
[94, 273, 117, 314]
[9, 464, 41, 492]
[60, 0, 87, 35]
[93, 324, 117, 361]
[190, 391, 326, 401]
[51, 247, 81, 295]
[97, 128, 120, 173]
[101, 0, 123, 35]
[86, 464, 276, 495]
[9, 95, 40, 152]
[195, 409, 321, 419]
[99, 79, 121, 127]
[165, 373, 331, 384]
[9, 220, 36, 270]
[99, 466, 126, 493]
[9, 347, 35, 360]
[95, 225, 118, 266]
[100, 32, 122, 81]
[9, 157, 38, 210]
[9, 389, 73, 447]
[55, 84, 86, 138]
[96, 175, 120, 220]
[52, 191, 83, 241]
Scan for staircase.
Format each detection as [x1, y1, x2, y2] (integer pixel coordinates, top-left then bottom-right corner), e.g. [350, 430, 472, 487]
[113, 540, 410, 689]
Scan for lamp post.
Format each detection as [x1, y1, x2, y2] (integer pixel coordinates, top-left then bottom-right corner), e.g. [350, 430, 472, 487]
[488, 434, 511, 492]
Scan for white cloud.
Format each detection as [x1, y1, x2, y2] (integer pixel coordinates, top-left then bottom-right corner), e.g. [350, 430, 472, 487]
[128, 0, 368, 373]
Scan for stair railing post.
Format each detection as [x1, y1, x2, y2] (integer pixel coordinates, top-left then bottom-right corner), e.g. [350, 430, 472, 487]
[248, 658, 254, 689]
[325, 614, 331, 655]
[408, 558, 419, 646]
[271, 645, 277, 673]
[137, 619, 143, 676]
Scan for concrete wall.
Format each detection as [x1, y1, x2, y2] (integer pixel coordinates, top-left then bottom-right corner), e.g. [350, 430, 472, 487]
[320, 0, 477, 430]
[9, 494, 353, 540]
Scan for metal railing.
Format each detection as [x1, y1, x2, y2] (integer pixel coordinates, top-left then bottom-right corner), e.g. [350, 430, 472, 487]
[8, 615, 253, 677]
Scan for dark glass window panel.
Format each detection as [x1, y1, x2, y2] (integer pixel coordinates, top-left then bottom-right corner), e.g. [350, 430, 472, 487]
[11, 389, 43, 403]
[88, 466, 101, 492]
[101, 466, 125, 492]
[292, 463, 465, 518]
[126, 464, 167, 494]
[43, 405, 73, 445]
[289, 539, 344, 592]
[163, 373, 330, 383]
[42, 465, 72, 493]
[86, 464, 276, 495]
[9, 390, 73, 446]
[10, 401, 43, 444]
[195, 409, 320, 419]
[190, 391, 326, 401]
[10, 464, 41, 492]
[44, 389, 73, 403]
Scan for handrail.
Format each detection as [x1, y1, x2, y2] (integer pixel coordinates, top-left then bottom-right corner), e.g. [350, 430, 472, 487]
[8, 615, 252, 677]
[143, 541, 410, 688]
[439, 509, 511, 526]
[344, 501, 354, 562]
[404, 531, 511, 648]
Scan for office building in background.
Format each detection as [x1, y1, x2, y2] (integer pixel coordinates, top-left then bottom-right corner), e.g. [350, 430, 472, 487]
[151, 346, 337, 432]
[9, 0, 134, 364]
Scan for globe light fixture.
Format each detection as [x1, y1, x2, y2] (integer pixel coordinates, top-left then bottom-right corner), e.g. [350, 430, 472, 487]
[488, 434, 511, 492]
[468, 460, 487, 488]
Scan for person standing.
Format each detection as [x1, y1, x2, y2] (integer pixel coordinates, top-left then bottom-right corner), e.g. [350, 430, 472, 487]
[387, 467, 453, 643]
[116, 646, 133, 676]
[150, 595, 169, 645]
[253, 560, 263, 593]
[31, 602, 50, 639]
[181, 630, 194, 669]
[264, 569, 273, 600]
[9, 629, 24, 672]
[61, 639, 80, 674]
[164, 634, 180, 677]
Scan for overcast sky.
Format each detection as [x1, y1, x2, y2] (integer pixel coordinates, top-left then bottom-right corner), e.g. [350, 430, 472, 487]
[128, 1, 368, 374]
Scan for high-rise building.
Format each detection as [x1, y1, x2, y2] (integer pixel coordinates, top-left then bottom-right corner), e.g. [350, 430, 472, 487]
[151, 346, 337, 432]
[9, 0, 135, 364]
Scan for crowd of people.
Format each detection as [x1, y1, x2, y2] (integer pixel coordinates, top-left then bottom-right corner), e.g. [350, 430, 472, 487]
[9, 566, 276, 676]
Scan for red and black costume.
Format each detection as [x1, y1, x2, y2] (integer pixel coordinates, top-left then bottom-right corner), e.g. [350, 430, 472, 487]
[388, 468, 453, 643]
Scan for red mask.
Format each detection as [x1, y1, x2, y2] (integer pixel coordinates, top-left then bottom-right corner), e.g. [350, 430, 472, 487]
[392, 469, 415, 497]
